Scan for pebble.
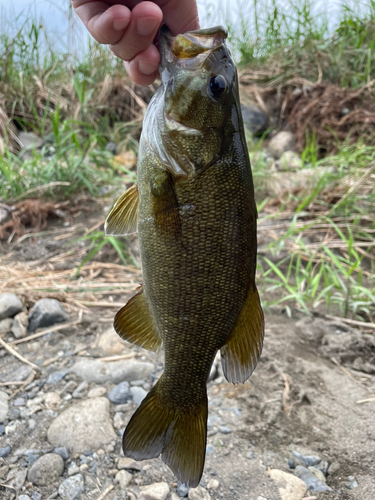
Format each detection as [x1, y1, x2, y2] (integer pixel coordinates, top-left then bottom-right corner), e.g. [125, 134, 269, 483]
[28, 419, 36, 430]
[72, 359, 155, 384]
[68, 465, 80, 476]
[269, 469, 307, 500]
[0, 445, 11, 458]
[308, 466, 326, 483]
[27, 453, 64, 486]
[58, 474, 85, 500]
[87, 386, 107, 398]
[0, 317, 13, 334]
[292, 451, 322, 467]
[177, 481, 189, 497]
[9, 469, 28, 490]
[130, 386, 147, 405]
[139, 482, 170, 500]
[14, 397, 25, 406]
[293, 465, 332, 492]
[0, 293, 23, 320]
[117, 457, 142, 471]
[11, 311, 28, 339]
[219, 425, 232, 434]
[267, 131, 296, 159]
[28, 298, 69, 332]
[54, 447, 69, 460]
[31, 494, 42, 500]
[279, 151, 303, 170]
[0, 391, 9, 423]
[0, 424, 5, 434]
[108, 381, 131, 404]
[247, 451, 254, 459]
[188, 485, 210, 500]
[115, 469, 132, 489]
[47, 370, 68, 384]
[97, 327, 125, 355]
[19, 131, 44, 149]
[47, 397, 116, 453]
[72, 381, 89, 399]
[19, 496, 32, 500]
[44, 392, 62, 410]
[207, 478, 219, 490]
[345, 475, 358, 489]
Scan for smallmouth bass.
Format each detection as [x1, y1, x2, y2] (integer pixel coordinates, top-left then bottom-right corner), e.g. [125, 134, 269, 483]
[105, 25, 264, 487]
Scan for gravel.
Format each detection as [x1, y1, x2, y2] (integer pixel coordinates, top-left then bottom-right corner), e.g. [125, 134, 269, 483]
[58, 474, 85, 500]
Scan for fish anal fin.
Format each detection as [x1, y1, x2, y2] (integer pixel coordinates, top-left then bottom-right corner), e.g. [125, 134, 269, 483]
[114, 287, 162, 352]
[221, 287, 264, 384]
[123, 378, 207, 488]
[151, 172, 181, 237]
[105, 184, 139, 236]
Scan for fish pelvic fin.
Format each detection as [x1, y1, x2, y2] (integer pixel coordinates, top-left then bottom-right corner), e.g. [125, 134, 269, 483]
[105, 183, 139, 235]
[114, 287, 162, 352]
[221, 286, 264, 384]
[123, 378, 208, 488]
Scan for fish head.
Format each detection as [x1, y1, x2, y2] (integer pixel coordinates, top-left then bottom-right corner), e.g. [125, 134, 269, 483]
[155, 25, 238, 179]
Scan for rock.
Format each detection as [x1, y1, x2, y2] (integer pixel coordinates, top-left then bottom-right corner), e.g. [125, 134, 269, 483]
[139, 482, 170, 500]
[47, 370, 69, 384]
[19, 496, 32, 500]
[207, 479, 219, 490]
[240, 102, 269, 136]
[9, 469, 27, 490]
[0, 293, 23, 320]
[108, 381, 131, 404]
[44, 392, 62, 410]
[0, 391, 9, 423]
[308, 466, 326, 483]
[267, 131, 296, 159]
[27, 453, 64, 486]
[219, 425, 232, 434]
[177, 481, 189, 497]
[345, 475, 358, 489]
[293, 466, 332, 492]
[87, 386, 107, 398]
[71, 359, 155, 384]
[269, 469, 307, 500]
[292, 451, 322, 467]
[0, 317, 13, 334]
[72, 381, 89, 399]
[115, 469, 132, 489]
[188, 485, 210, 500]
[97, 327, 125, 355]
[117, 457, 142, 471]
[68, 465, 80, 476]
[0, 445, 11, 457]
[58, 474, 85, 500]
[264, 167, 326, 197]
[113, 411, 126, 430]
[11, 311, 28, 339]
[28, 298, 69, 332]
[130, 386, 147, 405]
[54, 447, 69, 460]
[47, 397, 116, 454]
[19, 131, 44, 150]
[279, 151, 303, 170]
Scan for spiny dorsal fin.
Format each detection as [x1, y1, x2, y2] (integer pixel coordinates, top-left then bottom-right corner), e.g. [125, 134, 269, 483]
[105, 184, 139, 236]
[221, 287, 264, 384]
[114, 287, 162, 352]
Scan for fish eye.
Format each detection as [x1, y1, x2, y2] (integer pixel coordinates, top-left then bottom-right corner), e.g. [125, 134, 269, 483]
[209, 75, 227, 99]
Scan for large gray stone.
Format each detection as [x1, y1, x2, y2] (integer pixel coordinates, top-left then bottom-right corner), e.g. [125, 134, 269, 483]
[19, 131, 44, 150]
[0, 293, 23, 320]
[47, 397, 116, 454]
[0, 391, 9, 423]
[28, 298, 69, 332]
[71, 359, 155, 384]
[241, 102, 270, 136]
[27, 453, 64, 485]
[58, 474, 85, 500]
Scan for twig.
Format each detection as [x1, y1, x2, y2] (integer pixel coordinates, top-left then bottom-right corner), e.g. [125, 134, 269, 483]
[324, 315, 375, 330]
[97, 353, 140, 362]
[10, 370, 37, 399]
[356, 397, 375, 404]
[79, 301, 125, 307]
[0, 380, 25, 386]
[96, 484, 114, 500]
[12, 181, 71, 201]
[0, 337, 40, 372]
[280, 372, 295, 415]
[331, 357, 357, 382]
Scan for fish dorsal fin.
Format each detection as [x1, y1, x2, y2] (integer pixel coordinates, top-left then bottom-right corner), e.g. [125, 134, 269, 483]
[114, 287, 162, 352]
[105, 184, 139, 235]
[221, 287, 264, 383]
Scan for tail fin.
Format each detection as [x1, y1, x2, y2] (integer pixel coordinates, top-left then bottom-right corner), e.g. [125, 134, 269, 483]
[123, 378, 208, 488]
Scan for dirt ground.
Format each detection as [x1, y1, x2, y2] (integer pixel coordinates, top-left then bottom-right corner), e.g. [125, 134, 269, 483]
[0, 208, 374, 500]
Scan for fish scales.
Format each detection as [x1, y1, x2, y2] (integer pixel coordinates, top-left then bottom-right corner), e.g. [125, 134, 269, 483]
[105, 24, 264, 487]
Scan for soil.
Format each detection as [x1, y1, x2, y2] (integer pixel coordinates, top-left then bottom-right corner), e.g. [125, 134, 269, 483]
[0, 208, 374, 500]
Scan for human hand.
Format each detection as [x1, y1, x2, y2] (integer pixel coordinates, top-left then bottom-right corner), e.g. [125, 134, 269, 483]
[71, 1, 200, 85]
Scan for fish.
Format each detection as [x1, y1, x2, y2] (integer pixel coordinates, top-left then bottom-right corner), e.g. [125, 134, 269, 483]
[105, 25, 264, 488]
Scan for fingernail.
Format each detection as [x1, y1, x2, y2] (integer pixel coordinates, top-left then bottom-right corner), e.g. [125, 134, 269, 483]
[113, 17, 130, 31]
[138, 59, 158, 75]
[136, 16, 159, 36]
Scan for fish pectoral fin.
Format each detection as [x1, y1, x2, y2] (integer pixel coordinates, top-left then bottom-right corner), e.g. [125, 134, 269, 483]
[105, 184, 139, 235]
[114, 287, 162, 352]
[123, 377, 207, 488]
[151, 172, 181, 236]
[221, 287, 264, 384]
